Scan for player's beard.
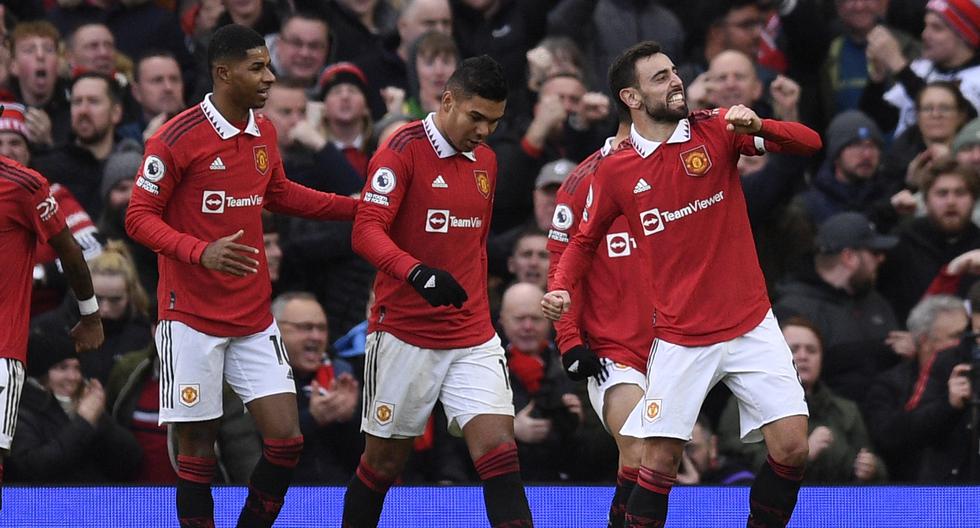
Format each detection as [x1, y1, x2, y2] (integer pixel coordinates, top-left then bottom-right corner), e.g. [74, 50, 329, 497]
[644, 93, 688, 122]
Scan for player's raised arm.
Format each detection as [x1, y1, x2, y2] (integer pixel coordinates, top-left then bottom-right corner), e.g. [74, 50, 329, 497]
[723, 104, 822, 156]
[48, 227, 104, 352]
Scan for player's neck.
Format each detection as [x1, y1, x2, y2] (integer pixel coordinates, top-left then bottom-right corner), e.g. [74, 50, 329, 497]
[211, 91, 250, 124]
[433, 112, 464, 152]
[633, 115, 678, 143]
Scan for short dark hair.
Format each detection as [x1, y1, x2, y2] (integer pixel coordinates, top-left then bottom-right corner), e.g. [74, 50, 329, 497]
[608, 41, 663, 122]
[71, 71, 122, 105]
[445, 54, 507, 102]
[207, 24, 267, 73]
[133, 49, 179, 83]
[921, 156, 980, 199]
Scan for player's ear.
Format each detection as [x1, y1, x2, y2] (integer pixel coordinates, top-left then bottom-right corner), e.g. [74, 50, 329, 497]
[619, 87, 641, 110]
[214, 62, 231, 84]
[440, 90, 453, 113]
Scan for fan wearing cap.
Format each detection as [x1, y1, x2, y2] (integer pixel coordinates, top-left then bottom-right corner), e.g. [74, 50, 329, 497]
[316, 62, 373, 178]
[774, 212, 900, 403]
[864, 0, 980, 136]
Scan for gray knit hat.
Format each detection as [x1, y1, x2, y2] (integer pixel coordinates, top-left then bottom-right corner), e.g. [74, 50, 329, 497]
[825, 110, 884, 161]
[101, 148, 143, 198]
[953, 117, 980, 153]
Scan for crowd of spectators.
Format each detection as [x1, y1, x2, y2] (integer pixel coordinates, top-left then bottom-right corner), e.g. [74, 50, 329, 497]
[5, 0, 980, 485]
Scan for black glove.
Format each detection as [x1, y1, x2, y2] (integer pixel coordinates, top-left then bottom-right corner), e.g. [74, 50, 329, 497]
[408, 264, 468, 308]
[562, 345, 605, 381]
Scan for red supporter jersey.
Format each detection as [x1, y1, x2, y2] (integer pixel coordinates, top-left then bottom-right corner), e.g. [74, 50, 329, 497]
[546, 138, 654, 373]
[353, 115, 497, 349]
[553, 110, 821, 346]
[126, 94, 357, 337]
[0, 156, 66, 362]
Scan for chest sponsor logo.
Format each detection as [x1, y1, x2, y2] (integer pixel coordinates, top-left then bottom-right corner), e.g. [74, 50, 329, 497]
[201, 190, 264, 213]
[644, 399, 662, 422]
[371, 167, 396, 195]
[179, 384, 200, 407]
[35, 190, 58, 221]
[551, 204, 574, 230]
[606, 232, 634, 258]
[638, 191, 725, 236]
[680, 144, 712, 177]
[142, 155, 166, 182]
[253, 145, 270, 175]
[425, 208, 483, 233]
[474, 169, 491, 199]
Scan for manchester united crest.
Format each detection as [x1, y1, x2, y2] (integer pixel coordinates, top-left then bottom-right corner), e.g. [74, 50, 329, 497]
[179, 384, 200, 407]
[474, 170, 491, 199]
[375, 402, 394, 425]
[680, 145, 711, 177]
[644, 399, 662, 422]
[254, 145, 270, 175]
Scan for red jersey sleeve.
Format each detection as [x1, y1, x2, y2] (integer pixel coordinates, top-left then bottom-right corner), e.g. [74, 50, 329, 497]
[716, 108, 822, 156]
[264, 148, 358, 220]
[551, 162, 622, 295]
[23, 178, 67, 244]
[547, 180, 589, 353]
[125, 137, 209, 265]
[351, 146, 421, 280]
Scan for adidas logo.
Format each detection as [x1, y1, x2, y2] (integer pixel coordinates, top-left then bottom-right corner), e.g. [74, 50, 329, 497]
[424, 276, 436, 289]
[210, 157, 226, 171]
[633, 178, 651, 194]
[432, 175, 448, 188]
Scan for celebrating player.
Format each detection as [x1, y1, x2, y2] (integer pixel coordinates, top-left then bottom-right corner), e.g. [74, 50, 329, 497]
[546, 108, 652, 528]
[0, 107, 104, 508]
[125, 25, 357, 528]
[543, 41, 822, 527]
[343, 55, 532, 528]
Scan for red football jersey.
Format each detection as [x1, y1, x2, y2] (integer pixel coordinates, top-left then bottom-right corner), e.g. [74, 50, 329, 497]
[553, 110, 821, 346]
[0, 156, 67, 362]
[126, 95, 357, 337]
[547, 139, 654, 372]
[353, 115, 497, 349]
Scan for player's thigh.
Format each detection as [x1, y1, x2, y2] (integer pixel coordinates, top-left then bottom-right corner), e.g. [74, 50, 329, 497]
[440, 335, 514, 437]
[246, 392, 301, 439]
[587, 358, 646, 434]
[722, 310, 808, 444]
[362, 332, 448, 438]
[223, 321, 296, 407]
[157, 320, 228, 423]
[0, 358, 26, 451]
[619, 339, 725, 441]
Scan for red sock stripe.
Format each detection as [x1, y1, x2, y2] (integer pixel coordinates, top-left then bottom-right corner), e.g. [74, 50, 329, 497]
[474, 442, 521, 481]
[177, 455, 216, 484]
[767, 455, 804, 482]
[263, 436, 304, 468]
[636, 466, 675, 496]
[617, 466, 639, 486]
[355, 456, 395, 493]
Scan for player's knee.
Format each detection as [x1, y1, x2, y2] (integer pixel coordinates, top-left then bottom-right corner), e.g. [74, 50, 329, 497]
[768, 437, 808, 468]
[617, 435, 644, 468]
[645, 438, 685, 473]
[263, 435, 304, 468]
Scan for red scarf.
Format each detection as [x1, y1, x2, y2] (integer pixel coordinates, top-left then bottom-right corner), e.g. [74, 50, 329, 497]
[506, 343, 546, 394]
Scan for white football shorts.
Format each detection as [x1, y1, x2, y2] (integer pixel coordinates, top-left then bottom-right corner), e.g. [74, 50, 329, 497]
[587, 357, 646, 433]
[0, 358, 25, 450]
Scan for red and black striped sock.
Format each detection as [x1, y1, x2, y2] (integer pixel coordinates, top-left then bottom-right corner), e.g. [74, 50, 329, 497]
[624, 466, 674, 528]
[176, 455, 216, 528]
[237, 436, 303, 528]
[474, 442, 532, 528]
[342, 455, 396, 528]
[747, 455, 804, 528]
[609, 466, 639, 528]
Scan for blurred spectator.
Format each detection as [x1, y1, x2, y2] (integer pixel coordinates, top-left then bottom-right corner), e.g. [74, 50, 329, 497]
[314, 0, 398, 62]
[8, 324, 141, 483]
[524, 36, 588, 95]
[795, 110, 893, 227]
[676, 414, 754, 485]
[403, 30, 459, 119]
[216, 0, 281, 35]
[719, 316, 886, 483]
[774, 212, 901, 403]
[356, 0, 452, 117]
[8, 20, 69, 147]
[865, 294, 969, 481]
[65, 23, 117, 78]
[272, 292, 362, 483]
[490, 72, 610, 233]
[879, 158, 980, 324]
[547, 0, 685, 95]
[33, 73, 139, 218]
[118, 50, 186, 145]
[263, 212, 284, 293]
[506, 228, 550, 292]
[693, 50, 801, 124]
[258, 77, 362, 195]
[372, 111, 414, 145]
[267, 12, 331, 92]
[820, 0, 919, 120]
[499, 283, 581, 481]
[881, 81, 974, 192]
[954, 116, 980, 167]
[681, 0, 773, 85]
[862, 0, 980, 136]
[319, 62, 374, 178]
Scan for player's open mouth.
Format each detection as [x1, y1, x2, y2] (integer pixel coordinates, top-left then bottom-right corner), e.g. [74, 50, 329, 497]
[668, 92, 684, 105]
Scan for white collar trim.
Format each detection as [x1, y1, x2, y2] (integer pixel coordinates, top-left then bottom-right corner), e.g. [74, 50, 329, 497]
[201, 93, 261, 140]
[629, 119, 691, 158]
[423, 113, 476, 161]
[600, 136, 617, 157]
[332, 134, 364, 150]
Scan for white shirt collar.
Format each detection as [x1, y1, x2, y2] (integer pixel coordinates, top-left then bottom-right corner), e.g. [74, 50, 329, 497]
[629, 119, 691, 158]
[201, 93, 261, 140]
[332, 134, 364, 150]
[423, 113, 476, 161]
[600, 136, 617, 157]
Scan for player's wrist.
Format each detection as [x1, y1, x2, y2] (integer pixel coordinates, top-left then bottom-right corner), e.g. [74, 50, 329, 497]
[77, 295, 99, 316]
